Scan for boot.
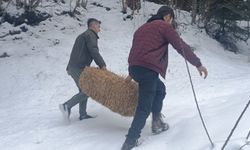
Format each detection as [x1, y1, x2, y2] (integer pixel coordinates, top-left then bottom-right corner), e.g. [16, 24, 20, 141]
[79, 114, 95, 120]
[59, 103, 71, 122]
[152, 113, 169, 134]
[121, 138, 138, 150]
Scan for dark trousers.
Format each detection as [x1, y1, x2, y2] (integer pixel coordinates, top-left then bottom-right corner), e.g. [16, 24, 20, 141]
[65, 67, 88, 116]
[126, 65, 166, 141]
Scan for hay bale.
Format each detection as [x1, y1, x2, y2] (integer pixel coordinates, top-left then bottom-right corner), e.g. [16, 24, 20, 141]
[79, 67, 138, 117]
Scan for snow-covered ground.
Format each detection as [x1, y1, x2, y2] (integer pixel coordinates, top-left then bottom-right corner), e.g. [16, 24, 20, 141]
[0, 0, 250, 150]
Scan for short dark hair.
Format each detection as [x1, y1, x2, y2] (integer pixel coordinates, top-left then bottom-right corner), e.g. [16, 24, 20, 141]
[87, 18, 101, 27]
[147, 6, 175, 23]
[157, 6, 175, 20]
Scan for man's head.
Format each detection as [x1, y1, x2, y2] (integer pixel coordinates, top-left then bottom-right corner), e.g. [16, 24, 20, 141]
[157, 6, 175, 25]
[87, 18, 101, 33]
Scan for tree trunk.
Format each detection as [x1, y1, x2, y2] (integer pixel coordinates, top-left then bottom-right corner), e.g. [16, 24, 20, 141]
[127, 0, 141, 11]
[169, 0, 176, 6]
[122, 0, 127, 14]
[16, 0, 22, 9]
[80, 0, 88, 9]
[202, 0, 210, 27]
[0, 0, 2, 10]
[73, 0, 81, 13]
[191, 0, 197, 24]
[32, 0, 41, 9]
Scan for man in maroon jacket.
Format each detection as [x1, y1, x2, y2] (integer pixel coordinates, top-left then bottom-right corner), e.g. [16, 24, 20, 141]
[121, 6, 208, 150]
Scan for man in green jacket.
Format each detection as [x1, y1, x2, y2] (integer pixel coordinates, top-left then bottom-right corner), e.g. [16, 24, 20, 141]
[59, 18, 106, 122]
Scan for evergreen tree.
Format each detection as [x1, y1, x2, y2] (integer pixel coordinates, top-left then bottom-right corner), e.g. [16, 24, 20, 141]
[203, 0, 250, 52]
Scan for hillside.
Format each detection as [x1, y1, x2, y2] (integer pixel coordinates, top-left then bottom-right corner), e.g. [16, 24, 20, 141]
[0, 0, 250, 150]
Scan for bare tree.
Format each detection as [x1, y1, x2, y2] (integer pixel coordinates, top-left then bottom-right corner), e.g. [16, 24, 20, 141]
[11, 0, 41, 11]
[16, 0, 22, 8]
[80, 0, 87, 9]
[191, 0, 197, 24]
[122, 0, 127, 13]
[0, 0, 3, 10]
[169, 0, 176, 6]
[126, 0, 141, 15]
[27, 0, 41, 11]
[69, 0, 87, 15]
[70, 0, 80, 13]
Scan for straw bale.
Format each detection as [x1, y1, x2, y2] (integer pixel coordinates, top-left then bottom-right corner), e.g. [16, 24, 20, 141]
[79, 67, 138, 117]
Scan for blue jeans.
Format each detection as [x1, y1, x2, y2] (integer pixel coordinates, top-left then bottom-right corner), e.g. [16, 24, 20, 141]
[126, 65, 166, 142]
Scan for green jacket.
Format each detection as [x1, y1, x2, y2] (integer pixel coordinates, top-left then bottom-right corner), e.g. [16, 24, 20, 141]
[67, 29, 106, 71]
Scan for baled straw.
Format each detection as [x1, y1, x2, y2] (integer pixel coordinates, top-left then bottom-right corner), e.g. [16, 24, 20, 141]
[79, 67, 138, 117]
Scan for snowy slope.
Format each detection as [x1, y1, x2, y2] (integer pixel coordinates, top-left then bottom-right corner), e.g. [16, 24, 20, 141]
[0, 0, 250, 150]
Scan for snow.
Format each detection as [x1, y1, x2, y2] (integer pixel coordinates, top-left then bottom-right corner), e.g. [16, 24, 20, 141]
[0, 0, 250, 150]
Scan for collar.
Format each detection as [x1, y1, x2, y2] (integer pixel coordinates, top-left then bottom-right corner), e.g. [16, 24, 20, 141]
[88, 29, 99, 39]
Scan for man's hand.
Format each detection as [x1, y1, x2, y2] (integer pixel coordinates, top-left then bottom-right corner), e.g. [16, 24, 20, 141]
[125, 75, 132, 83]
[197, 66, 208, 79]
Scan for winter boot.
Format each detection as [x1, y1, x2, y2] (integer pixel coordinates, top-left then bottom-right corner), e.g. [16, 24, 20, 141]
[59, 103, 71, 122]
[79, 114, 95, 120]
[121, 138, 138, 150]
[152, 113, 169, 134]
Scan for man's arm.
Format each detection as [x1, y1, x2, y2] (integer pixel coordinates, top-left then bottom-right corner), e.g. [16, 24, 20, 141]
[86, 33, 106, 69]
[161, 24, 208, 78]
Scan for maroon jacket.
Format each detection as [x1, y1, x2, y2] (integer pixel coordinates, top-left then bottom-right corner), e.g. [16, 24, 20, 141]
[128, 20, 202, 78]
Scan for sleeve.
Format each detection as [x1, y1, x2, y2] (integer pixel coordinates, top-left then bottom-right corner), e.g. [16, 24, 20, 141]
[86, 33, 106, 68]
[161, 24, 202, 68]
